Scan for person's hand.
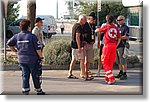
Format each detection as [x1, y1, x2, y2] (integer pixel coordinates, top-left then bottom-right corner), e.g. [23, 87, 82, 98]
[95, 29, 99, 33]
[40, 57, 45, 63]
[78, 47, 83, 53]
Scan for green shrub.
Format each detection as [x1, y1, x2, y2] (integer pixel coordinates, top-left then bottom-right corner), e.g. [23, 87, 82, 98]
[127, 55, 140, 64]
[43, 39, 71, 65]
[1, 56, 18, 65]
[93, 48, 100, 62]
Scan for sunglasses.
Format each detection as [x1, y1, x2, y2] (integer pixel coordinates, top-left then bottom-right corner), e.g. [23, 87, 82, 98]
[117, 19, 123, 21]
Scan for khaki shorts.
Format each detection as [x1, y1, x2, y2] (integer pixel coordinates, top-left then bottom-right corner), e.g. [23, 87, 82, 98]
[72, 48, 85, 61]
[84, 44, 94, 63]
[116, 47, 127, 64]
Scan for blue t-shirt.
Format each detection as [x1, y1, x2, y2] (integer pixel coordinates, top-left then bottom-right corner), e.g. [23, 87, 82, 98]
[7, 31, 41, 64]
[117, 23, 129, 48]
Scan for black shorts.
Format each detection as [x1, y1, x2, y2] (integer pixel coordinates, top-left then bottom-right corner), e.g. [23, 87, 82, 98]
[99, 44, 104, 57]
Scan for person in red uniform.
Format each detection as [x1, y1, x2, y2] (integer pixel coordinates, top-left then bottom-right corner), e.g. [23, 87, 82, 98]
[95, 15, 121, 85]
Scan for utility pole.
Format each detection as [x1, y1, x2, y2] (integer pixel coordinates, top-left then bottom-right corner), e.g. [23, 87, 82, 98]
[56, 0, 58, 19]
[97, 0, 101, 27]
[3, 0, 8, 64]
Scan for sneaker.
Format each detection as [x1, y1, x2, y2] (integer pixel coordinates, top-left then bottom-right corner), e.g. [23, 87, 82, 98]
[115, 72, 123, 78]
[107, 79, 116, 85]
[22, 91, 29, 95]
[105, 76, 109, 83]
[120, 74, 127, 80]
[107, 78, 116, 85]
[37, 90, 46, 95]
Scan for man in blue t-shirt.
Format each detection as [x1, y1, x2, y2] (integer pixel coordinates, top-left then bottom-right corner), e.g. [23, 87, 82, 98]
[116, 15, 129, 80]
[7, 19, 45, 95]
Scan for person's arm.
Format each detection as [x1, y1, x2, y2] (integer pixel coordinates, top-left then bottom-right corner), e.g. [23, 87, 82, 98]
[32, 35, 44, 58]
[121, 36, 129, 40]
[36, 50, 43, 58]
[121, 27, 129, 40]
[7, 35, 17, 52]
[76, 32, 82, 53]
[97, 32, 101, 48]
[116, 38, 121, 48]
[9, 46, 17, 52]
[95, 28, 101, 48]
[116, 29, 122, 48]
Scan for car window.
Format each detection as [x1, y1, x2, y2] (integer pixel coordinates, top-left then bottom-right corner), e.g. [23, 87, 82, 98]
[10, 19, 22, 26]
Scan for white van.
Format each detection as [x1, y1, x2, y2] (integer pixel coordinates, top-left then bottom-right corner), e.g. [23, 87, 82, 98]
[6, 15, 57, 38]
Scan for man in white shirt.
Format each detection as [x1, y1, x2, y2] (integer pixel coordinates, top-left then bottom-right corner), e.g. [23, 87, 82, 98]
[60, 22, 65, 34]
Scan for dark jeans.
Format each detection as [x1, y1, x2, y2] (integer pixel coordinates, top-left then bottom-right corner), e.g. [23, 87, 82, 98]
[19, 63, 41, 92]
[61, 28, 64, 34]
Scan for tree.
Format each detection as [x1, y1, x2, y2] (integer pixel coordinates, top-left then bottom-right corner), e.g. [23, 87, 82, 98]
[6, 1, 20, 25]
[74, 0, 97, 18]
[65, 0, 74, 19]
[27, 0, 36, 30]
[74, 0, 129, 26]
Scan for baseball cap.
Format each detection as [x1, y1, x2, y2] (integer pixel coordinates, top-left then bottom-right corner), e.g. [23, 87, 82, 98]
[35, 17, 44, 23]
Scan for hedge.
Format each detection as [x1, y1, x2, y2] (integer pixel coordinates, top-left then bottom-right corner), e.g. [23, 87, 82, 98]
[43, 38, 71, 65]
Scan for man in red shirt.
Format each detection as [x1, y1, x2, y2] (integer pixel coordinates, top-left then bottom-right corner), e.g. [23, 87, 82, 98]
[95, 15, 121, 85]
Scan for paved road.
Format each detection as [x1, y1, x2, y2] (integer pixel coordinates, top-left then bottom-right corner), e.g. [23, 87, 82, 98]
[1, 68, 142, 95]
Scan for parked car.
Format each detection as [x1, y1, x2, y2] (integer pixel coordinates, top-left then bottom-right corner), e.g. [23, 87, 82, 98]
[6, 15, 57, 39]
[6, 19, 21, 38]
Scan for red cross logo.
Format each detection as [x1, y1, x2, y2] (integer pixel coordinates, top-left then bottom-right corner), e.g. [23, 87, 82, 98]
[108, 28, 117, 38]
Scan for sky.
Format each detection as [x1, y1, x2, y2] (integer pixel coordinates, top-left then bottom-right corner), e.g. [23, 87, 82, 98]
[18, 0, 68, 18]
[17, 0, 143, 19]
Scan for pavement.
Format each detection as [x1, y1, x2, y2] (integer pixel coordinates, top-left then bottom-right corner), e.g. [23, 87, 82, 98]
[0, 67, 143, 95]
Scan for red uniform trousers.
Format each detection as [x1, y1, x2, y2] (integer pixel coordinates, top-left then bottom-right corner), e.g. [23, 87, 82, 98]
[101, 43, 116, 82]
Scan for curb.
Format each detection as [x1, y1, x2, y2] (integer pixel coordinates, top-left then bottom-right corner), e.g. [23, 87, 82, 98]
[1, 63, 143, 71]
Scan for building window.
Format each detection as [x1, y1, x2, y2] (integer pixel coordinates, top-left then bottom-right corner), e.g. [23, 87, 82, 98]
[128, 12, 139, 26]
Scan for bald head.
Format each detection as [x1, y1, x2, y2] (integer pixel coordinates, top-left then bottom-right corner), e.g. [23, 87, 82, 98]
[117, 15, 125, 20]
[78, 14, 87, 25]
[117, 15, 125, 25]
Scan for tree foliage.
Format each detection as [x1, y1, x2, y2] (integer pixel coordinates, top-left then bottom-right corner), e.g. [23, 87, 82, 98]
[74, 0, 129, 26]
[7, 2, 20, 25]
[75, 0, 97, 16]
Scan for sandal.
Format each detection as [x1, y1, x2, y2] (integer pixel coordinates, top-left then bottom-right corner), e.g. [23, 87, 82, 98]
[84, 76, 94, 81]
[67, 74, 78, 79]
